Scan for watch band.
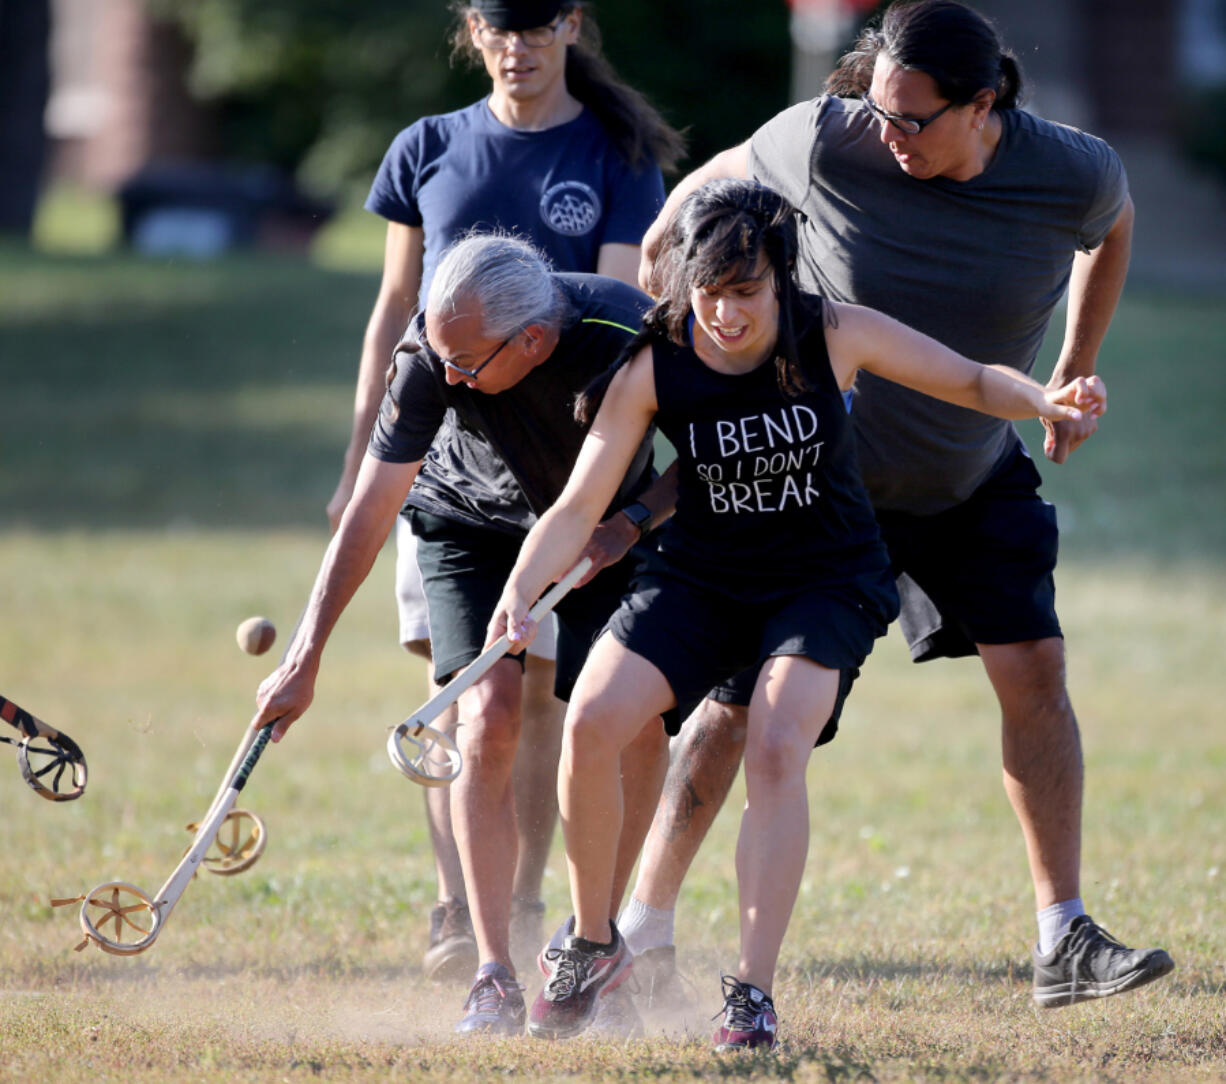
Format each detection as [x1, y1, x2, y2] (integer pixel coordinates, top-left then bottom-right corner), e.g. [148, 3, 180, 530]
[619, 501, 653, 536]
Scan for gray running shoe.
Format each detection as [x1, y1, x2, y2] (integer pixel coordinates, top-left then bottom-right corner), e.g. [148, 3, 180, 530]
[1032, 914, 1174, 1007]
[423, 897, 479, 983]
[454, 961, 526, 1036]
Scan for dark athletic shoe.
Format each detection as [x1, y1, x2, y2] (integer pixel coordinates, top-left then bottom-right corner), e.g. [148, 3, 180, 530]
[584, 980, 644, 1040]
[1032, 914, 1174, 1007]
[713, 976, 778, 1052]
[633, 945, 698, 1013]
[454, 962, 526, 1036]
[423, 897, 479, 982]
[528, 922, 632, 1039]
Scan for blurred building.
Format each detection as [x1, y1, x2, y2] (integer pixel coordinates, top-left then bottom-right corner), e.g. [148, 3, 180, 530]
[36, 0, 1226, 277]
[48, 0, 211, 189]
[788, 0, 1226, 286]
[45, 0, 329, 254]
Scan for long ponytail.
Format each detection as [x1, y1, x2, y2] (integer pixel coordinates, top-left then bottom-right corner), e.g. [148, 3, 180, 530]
[450, 2, 686, 173]
[825, 0, 1025, 110]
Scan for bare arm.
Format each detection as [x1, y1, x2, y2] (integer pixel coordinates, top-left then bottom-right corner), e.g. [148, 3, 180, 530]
[638, 143, 751, 293]
[572, 458, 680, 586]
[257, 452, 420, 740]
[826, 302, 1107, 425]
[326, 222, 423, 531]
[488, 348, 658, 648]
[596, 242, 646, 287]
[1043, 195, 1133, 463]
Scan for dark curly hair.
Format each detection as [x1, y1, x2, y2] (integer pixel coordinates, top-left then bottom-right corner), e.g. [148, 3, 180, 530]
[577, 179, 829, 425]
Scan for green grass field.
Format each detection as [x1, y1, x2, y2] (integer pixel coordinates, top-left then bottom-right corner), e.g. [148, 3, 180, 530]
[1, 233, 1224, 1082]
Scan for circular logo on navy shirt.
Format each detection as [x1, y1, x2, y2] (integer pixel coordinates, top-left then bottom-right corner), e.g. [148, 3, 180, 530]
[539, 181, 601, 236]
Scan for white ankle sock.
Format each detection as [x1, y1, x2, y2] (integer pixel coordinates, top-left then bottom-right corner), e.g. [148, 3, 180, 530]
[1037, 898, 1085, 955]
[617, 896, 675, 956]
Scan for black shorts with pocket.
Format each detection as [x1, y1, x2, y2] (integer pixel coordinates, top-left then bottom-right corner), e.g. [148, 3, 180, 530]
[873, 441, 1062, 662]
[408, 508, 642, 700]
[607, 552, 898, 745]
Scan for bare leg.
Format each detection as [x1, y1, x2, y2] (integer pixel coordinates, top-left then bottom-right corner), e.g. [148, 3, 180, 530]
[631, 698, 747, 910]
[610, 716, 670, 915]
[451, 658, 525, 971]
[424, 704, 467, 900]
[559, 635, 675, 944]
[405, 640, 468, 903]
[735, 657, 838, 995]
[511, 655, 565, 902]
[980, 638, 1082, 909]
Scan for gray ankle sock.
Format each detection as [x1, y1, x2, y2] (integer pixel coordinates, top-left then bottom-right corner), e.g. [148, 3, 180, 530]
[1037, 898, 1085, 955]
[617, 896, 675, 956]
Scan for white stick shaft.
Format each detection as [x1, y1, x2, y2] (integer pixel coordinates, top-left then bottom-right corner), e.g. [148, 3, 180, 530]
[406, 557, 593, 730]
[150, 785, 241, 930]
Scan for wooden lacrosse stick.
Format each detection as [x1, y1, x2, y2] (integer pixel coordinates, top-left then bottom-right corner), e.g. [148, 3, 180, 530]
[186, 808, 267, 875]
[53, 721, 274, 955]
[388, 556, 594, 786]
[1, 694, 87, 801]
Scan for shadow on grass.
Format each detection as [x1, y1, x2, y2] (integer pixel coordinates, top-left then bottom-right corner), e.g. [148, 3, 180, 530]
[0, 248, 378, 530]
[4, 249, 1226, 559]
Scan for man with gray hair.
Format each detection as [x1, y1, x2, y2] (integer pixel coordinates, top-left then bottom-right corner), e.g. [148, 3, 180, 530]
[253, 234, 672, 1035]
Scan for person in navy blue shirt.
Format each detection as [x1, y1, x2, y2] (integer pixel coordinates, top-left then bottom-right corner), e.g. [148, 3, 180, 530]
[321, 0, 683, 1031]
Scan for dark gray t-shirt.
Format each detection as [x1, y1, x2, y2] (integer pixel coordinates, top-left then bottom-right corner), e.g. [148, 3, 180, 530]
[750, 95, 1128, 513]
[368, 273, 653, 535]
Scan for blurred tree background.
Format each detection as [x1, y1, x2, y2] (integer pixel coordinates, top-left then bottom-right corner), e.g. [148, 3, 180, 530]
[144, 0, 802, 202]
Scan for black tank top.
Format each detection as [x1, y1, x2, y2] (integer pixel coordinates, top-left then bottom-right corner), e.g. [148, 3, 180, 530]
[651, 304, 890, 602]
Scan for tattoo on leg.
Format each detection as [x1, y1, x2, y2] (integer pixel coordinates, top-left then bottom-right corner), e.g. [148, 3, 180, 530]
[660, 778, 704, 843]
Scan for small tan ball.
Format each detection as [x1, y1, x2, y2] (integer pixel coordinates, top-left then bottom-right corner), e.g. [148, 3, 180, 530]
[236, 616, 277, 656]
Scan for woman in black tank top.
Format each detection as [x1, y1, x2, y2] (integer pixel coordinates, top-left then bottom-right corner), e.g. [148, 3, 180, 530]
[487, 180, 1106, 1049]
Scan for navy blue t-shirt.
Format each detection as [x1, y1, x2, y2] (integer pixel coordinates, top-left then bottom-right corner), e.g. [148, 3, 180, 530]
[365, 99, 666, 306]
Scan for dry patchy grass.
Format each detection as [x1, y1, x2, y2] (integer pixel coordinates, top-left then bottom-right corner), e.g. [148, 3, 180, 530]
[1, 533, 1223, 1081]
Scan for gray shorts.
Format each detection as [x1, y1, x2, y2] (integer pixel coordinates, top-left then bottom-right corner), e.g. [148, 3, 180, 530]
[395, 515, 556, 659]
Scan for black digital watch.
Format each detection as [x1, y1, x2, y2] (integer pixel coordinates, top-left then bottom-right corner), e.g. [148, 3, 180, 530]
[619, 501, 653, 537]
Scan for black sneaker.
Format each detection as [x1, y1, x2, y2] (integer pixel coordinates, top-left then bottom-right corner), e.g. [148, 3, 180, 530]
[424, 898, 479, 983]
[454, 962, 526, 1036]
[633, 945, 699, 1013]
[584, 981, 644, 1040]
[528, 921, 632, 1039]
[1032, 914, 1174, 1007]
[713, 975, 778, 1052]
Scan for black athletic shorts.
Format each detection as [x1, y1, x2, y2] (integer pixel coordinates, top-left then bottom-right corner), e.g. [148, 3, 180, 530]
[408, 508, 643, 700]
[607, 552, 898, 745]
[873, 441, 1062, 662]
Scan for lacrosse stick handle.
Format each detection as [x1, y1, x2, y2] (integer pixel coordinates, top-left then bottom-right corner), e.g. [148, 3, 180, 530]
[151, 725, 274, 927]
[407, 556, 593, 731]
[2, 694, 65, 741]
[2, 694, 88, 801]
[200, 607, 305, 820]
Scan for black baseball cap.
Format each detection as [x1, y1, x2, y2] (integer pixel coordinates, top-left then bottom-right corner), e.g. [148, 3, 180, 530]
[470, 1, 565, 31]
